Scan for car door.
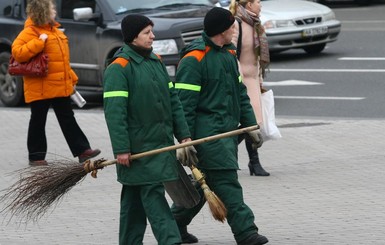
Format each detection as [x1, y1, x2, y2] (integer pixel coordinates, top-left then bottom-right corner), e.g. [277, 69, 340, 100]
[55, 0, 101, 89]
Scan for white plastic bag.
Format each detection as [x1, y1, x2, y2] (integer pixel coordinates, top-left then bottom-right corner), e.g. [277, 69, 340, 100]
[260, 89, 282, 141]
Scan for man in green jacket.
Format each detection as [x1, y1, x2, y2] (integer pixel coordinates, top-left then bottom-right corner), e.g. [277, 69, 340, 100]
[172, 7, 268, 245]
[103, 14, 193, 245]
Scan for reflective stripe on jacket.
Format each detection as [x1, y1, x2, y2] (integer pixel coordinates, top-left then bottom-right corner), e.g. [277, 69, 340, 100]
[103, 45, 190, 185]
[175, 32, 257, 170]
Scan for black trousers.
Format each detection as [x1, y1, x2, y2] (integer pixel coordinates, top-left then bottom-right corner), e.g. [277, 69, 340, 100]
[171, 169, 258, 243]
[27, 97, 90, 161]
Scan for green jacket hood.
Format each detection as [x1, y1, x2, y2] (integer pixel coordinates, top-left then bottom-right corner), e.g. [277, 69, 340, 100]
[111, 44, 160, 64]
[180, 32, 237, 58]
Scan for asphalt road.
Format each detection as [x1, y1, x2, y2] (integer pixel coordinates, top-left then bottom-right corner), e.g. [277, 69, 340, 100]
[1, 3, 384, 119]
[1, 3, 385, 244]
[266, 3, 385, 119]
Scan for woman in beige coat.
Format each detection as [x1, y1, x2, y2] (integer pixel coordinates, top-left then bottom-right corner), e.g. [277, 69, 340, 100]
[230, 0, 270, 176]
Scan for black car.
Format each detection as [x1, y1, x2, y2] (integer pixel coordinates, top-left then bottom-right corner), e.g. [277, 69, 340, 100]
[0, 0, 214, 106]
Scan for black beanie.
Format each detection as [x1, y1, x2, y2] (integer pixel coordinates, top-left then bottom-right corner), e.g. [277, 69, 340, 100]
[204, 7, 235, 37]
[121, 14, 154, 43]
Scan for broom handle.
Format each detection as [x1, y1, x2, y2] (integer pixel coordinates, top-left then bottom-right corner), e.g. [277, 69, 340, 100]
[98, 125, 259, 167]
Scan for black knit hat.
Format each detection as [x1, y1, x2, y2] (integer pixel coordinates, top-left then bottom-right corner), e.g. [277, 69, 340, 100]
[121, 14, 154, 43]
[204, 7, 235, 37]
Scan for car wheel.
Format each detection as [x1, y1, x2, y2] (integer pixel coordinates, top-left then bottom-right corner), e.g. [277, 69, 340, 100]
[303, 43, 326, 54]
[0, 51, 24, 107]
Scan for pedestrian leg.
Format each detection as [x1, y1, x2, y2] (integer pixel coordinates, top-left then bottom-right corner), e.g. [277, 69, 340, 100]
[142, 183, 182, 245]
[119, 185, 147, 245]
[27, 100, 50, 161]
[51, 97, 90, 156]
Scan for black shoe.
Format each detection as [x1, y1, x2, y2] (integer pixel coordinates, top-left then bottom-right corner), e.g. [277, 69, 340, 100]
[238, 233, 269, 245]
[248, 162, 270, 176]
[181, 232, 198, 244]
[178, 226, 198, 244]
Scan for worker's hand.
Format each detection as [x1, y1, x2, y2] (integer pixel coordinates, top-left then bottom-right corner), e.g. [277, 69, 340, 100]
[248, 129, 263, 150]
[177, 138, 198, 167]
[117, 153, 131, 167]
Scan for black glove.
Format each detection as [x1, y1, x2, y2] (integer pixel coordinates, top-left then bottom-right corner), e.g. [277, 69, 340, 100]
[248, 129, 263, 150]
[176, 145, 198, 167]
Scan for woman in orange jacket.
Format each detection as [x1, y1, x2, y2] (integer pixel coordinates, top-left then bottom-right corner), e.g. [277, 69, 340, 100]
[11, 0, 100, 166]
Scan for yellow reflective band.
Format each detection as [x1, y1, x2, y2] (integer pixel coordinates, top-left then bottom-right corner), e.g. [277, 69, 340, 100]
[169, 82, 174, 88]
[103, 91, 129, 98]
[238, 75, 242, 83]
[175, 83, 201, 92]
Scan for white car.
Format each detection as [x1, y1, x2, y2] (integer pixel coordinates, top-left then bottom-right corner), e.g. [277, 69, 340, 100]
[217, 0, 341, 54]
[307, 0, 371, 6]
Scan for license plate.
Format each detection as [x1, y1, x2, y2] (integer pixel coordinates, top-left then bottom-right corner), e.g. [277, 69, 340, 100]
[302, 26, 328, 37]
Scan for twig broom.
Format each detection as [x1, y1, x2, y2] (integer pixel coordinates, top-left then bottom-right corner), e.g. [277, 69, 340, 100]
[189, 165, 227, 222]
[0, 125, 258, 223]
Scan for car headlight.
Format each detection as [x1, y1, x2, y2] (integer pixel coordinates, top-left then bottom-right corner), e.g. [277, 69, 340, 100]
[322, 11, 336, 22]
[263, 19, 296, 29]
[152, 39, 178, 55]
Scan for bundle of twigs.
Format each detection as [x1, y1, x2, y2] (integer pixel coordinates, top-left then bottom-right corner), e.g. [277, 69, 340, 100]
[189, 165, 227, 222]
[0, 125, 258, 223]
[0, 159, 93, 223]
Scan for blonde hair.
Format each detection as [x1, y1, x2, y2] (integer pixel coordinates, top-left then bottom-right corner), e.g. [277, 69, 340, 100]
[26, 0, 54, 26]
[229, 0, 254, 15]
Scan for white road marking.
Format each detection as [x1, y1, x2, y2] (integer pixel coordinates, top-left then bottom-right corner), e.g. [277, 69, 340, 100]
[274, 96, 365, 100]
[342, 20, 385, 23]
[264, 80, 323, 86]
[270, 69, 385, 72]
[339, 57, 385, 61]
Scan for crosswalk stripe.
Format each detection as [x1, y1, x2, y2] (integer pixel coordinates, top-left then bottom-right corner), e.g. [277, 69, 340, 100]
[274, 96, 365, 100]
[270, 69, 385, 72]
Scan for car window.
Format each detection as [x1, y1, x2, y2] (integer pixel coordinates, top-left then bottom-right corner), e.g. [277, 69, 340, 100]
[60, 0, 96, 19]
[0, 1, 24, 18]
[0, 2, 10, 17]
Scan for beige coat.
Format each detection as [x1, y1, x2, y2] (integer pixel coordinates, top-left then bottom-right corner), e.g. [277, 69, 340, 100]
[232, 20, 263, 125]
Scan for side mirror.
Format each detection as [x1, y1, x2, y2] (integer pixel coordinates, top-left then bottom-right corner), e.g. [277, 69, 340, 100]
[3, 6, 12, 16]
[73, 7, 93, 21]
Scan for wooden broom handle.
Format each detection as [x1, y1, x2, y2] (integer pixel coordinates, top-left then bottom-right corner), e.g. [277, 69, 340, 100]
[98, 125, 259, 167]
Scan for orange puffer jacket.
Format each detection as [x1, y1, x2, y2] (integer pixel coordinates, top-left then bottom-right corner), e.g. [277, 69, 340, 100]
[11, 18, 78, 103]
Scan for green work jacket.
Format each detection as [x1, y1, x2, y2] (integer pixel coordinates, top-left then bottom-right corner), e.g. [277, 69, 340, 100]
[103, 45, 190, 185]
[175, 32, 257, 170]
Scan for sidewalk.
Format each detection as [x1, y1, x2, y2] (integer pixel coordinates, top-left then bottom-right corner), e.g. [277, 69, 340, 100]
[1, 108, 384, 245]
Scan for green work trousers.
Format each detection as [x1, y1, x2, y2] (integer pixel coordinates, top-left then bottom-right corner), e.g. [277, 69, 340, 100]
[171, 169, 258, 242]
[119, 184, 181, 245]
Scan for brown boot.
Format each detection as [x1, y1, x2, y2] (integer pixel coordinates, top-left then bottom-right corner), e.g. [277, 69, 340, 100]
[78, 148, 101, 163]
[29, 160, 48, 166]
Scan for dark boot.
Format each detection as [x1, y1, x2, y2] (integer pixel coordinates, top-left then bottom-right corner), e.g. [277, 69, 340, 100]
[178, 226, 198, 244]
[237, 233, 269, 245]
[245, 137, 270, 176]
